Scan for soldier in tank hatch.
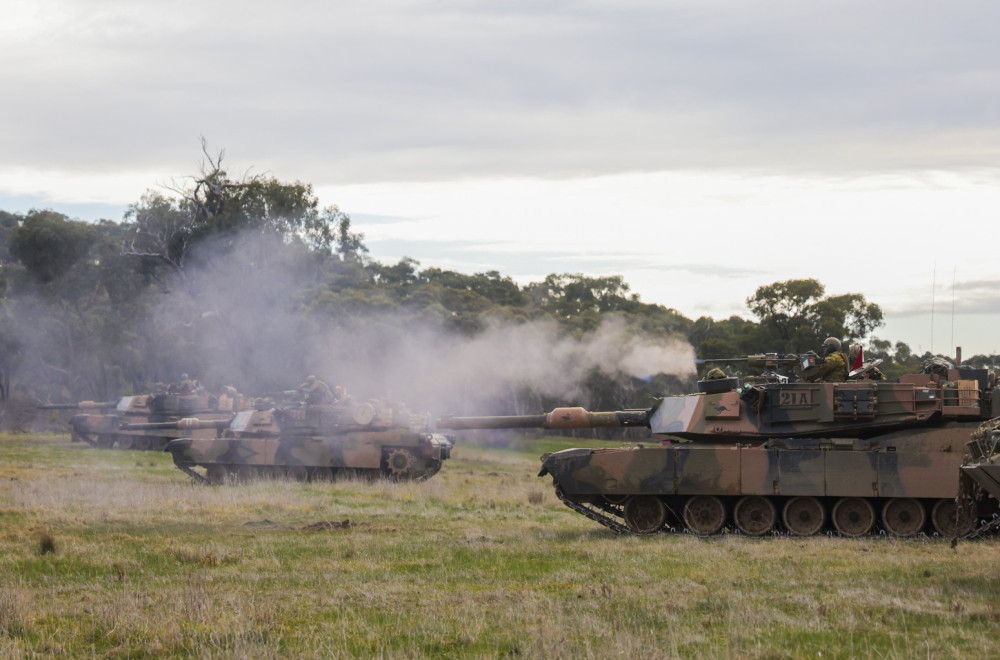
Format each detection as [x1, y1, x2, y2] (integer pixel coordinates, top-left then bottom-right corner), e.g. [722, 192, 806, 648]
[298, 375, 335, 404]
[803, 337, 849, 382]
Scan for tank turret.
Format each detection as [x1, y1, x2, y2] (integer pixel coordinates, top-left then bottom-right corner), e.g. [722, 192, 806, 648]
[440, 360, 999, 538]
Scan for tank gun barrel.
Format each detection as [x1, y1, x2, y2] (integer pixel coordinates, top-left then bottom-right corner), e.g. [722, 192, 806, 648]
[120, 417, 232, 431]
[37, 400, 118, 410]
[699, 353, 819, 374]
[701, 353, 801, 366]
[438, 407, 650, 431]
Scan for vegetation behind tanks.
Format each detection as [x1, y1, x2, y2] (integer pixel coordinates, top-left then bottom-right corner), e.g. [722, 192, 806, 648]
[3, 433, 1000, 658]
[1, 147, 990, 425]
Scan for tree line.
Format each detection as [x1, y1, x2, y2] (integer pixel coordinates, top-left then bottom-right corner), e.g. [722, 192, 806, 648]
[0, 149, 990, 413]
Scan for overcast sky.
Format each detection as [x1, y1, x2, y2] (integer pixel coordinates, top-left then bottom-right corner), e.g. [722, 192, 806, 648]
[3, 0, 999, 355]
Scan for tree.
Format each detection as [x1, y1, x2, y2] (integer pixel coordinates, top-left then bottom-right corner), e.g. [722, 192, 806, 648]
[123, 141, 342, 281]
[745, 279, 883, 353]
[8, 211, 99, 284]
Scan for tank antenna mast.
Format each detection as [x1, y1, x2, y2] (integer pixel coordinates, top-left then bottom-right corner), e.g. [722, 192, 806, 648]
[951, 267, 956, 356]
[930, 261, 936, 355]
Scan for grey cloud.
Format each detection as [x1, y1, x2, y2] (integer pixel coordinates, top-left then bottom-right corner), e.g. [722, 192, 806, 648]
[3, 1, 999, 182]
[888, 285, 1000, 317]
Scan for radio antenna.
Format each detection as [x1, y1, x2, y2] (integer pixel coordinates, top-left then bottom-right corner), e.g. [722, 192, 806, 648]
[930, 262, 936, 355]
[951, 268, 956, 355]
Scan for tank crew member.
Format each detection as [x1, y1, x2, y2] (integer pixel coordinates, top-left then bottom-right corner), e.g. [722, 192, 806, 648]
[807, 337, 848, 382]
[299, 375, 334, 404]
[704, 368, 728, 380]
[170, 373, 198, 395]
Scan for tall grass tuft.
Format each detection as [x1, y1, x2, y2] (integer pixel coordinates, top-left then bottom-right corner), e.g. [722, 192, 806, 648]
[37, 531, 55, 555]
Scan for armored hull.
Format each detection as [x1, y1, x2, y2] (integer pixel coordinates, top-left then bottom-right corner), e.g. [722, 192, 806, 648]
[442, 366, 999, 537]
[131, 399, 454, 483]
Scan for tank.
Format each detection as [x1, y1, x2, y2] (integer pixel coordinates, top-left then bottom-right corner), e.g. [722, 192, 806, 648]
[40, 391, 244, 450]
[439, 356, 1000, 538]
[122, 397, 454, 484]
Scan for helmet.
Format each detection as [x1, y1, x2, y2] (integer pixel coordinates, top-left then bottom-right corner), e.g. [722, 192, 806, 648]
[822, 337, 841, 355]
[705, 368, 727, 380]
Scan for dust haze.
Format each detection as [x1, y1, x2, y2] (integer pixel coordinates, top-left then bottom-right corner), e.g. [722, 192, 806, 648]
[19, 230, 697, 414]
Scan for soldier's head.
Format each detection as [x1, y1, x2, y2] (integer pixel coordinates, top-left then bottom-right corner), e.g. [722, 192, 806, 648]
[822, 337, 841, 356]
[705, 368, 727, 380]
[180, 373, 189, 381]
[305, 375, 316, 385]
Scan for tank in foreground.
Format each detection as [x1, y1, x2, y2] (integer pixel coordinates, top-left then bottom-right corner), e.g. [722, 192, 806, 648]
[124, 397, 454, 484]
[439, 357, 999, 538]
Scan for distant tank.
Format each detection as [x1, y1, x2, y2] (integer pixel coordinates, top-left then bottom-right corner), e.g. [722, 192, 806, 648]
[122, 397, 454, 483]
[439, 353, 1000, 538]
[39, 391, 244, 450]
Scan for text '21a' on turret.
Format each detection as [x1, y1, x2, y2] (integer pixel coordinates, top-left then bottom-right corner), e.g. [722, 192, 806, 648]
[122, 382, 454, 484]
[439, 349, 1000, 539]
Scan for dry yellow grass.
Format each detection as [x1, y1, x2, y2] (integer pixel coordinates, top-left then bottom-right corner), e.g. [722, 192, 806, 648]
[2, 434, 1000, 658]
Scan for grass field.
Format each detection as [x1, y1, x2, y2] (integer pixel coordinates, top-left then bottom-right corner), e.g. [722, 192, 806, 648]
[2, 433, 1000, 659]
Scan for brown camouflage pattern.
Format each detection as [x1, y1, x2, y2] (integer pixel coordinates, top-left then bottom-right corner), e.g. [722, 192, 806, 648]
[158, 398, 454, 483]
[443, 363, 1000, 537]
[51, 393, 243, 451]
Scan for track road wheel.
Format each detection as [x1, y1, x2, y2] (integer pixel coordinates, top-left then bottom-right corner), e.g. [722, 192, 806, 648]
[623, 496, 666, 534]
[117, 435, 135, 450]
[734, 496, 776, 536]
[96, 434, 115, 449]
[832, 497, 875, 537]
[385, 448, 417, 479]
[782, 497, 825, 536]
[931, 499, 976, 537]
[683, 495, 726, 536]
[882, 498, 926, 537]
[206, 464, 227, 485]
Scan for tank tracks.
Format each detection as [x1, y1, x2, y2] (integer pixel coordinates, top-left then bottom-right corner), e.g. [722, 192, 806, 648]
[553, 487, 637, 535]
[960, 513, 1000, 541]
[553, 486, 1000, 540]
[174, 462, 211, 485]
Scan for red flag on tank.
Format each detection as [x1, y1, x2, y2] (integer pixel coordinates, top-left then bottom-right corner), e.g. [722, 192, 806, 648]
[852, 346, 865, 371]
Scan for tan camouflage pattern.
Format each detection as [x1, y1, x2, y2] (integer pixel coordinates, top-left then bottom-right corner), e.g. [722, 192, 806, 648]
[163, 398, 454, 483]
[446, 362, 999, 536]
[64, 392, 244, 450]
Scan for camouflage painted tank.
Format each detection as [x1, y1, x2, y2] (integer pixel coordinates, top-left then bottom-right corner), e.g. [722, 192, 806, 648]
[38, 391, 243, 451]
[440, 357, 999, 538]
[123, 397, 454, 484]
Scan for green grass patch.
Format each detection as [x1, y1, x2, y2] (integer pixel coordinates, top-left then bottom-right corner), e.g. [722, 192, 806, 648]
[3, 434, 1000, 658]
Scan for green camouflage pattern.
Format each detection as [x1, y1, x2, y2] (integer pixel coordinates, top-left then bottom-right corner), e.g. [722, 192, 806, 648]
[959, 419, 1000, 521]
[146, 398, 454, 483]
[45, 392, 243, 451]
[441, 361, 999, 537]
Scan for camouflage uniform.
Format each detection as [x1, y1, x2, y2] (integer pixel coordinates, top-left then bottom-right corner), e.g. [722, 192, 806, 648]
[705, 368, 727, 380]
[299, 375, 334, 405]
[811, 351, 848, 382]
[806, 338, 849, 382]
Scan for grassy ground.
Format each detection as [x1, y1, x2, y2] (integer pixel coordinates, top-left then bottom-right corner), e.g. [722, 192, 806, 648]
[2, 434, 1000, 659]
